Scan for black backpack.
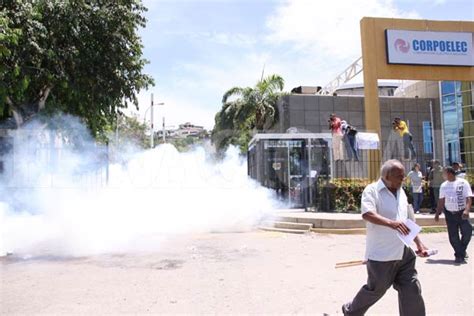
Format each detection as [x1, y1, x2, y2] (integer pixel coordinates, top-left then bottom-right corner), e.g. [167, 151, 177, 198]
[347, 125, 358, 136]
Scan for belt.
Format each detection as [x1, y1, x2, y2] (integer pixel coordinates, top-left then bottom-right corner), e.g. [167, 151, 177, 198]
[445, 208, 464, 213]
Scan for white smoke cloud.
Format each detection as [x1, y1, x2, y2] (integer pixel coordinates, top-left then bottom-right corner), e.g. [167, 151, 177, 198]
[0, 116, 277, 257]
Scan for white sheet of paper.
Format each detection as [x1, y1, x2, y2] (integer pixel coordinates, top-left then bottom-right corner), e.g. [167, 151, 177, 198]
[397, 219, 421, 247]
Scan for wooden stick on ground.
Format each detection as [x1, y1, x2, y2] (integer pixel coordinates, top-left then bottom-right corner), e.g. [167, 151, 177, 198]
[335, 260, 366, 268]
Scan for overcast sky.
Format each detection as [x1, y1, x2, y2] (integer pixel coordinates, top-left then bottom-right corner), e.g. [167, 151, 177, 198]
[133, 0, 474, 130]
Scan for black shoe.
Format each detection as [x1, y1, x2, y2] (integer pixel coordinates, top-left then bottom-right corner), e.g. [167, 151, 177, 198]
[454, 257, 466, 264]
[342, 304, 348, 316]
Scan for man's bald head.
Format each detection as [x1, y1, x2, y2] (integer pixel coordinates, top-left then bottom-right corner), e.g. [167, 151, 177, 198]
[381, 160, 405, 190]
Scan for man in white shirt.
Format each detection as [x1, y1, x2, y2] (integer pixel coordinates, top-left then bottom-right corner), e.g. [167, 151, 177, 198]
[435, 166, 472, 264]
[342, 160, 428, 316]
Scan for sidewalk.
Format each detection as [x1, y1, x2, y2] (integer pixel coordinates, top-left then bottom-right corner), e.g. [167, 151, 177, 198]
[267, 209, 471, 233]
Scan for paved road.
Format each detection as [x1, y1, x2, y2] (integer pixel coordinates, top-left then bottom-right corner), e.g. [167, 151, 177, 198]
[1, 232, 473, 315]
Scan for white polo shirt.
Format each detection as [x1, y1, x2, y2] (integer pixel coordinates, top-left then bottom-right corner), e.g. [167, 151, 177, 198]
[361, 179, 411, 261]
[439, 178, 473, 212]
[407, 170, 423, 193]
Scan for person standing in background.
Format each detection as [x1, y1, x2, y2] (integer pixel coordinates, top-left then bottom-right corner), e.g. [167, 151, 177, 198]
[452, 162, 466, 179]
[407, 163, 424, 214]
[428, 160, 444, 214]
[329, 113, 344, 161]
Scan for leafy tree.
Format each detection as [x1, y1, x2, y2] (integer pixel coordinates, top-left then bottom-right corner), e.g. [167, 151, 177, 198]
[167, 137, 197, 152]
[113, 113, 149, 148]
[0, 0, 153, 137]
[212, 74, 286, 153]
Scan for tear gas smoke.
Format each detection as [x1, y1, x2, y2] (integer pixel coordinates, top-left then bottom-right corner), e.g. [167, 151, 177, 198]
[0, 116, 278, 257]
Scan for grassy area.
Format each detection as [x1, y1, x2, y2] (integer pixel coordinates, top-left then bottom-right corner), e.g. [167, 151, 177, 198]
[421, 226, 447, 233]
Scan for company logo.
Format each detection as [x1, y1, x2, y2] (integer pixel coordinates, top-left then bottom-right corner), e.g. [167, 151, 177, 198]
[394, 38, 410, 53]
[412, 39, 468, 53]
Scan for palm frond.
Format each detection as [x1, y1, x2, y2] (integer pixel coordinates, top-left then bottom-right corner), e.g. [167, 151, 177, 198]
[214, 73, 286, 152]
[222, 87, 244, 104]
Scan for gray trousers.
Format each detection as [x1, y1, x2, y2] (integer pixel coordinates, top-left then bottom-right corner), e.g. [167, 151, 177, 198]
[403, 133, 416, 159]
[343, 247, 425, 316]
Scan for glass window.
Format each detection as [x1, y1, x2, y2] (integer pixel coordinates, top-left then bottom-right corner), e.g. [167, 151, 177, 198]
[441, 81, 474, 169]
[422, 121, 433, 154]
[462, 105, 474, 122]
[442, 95, 456, 111]
[458, 102, 464, 131]
[443, 110, 458, 127]
[446, 140, 461, 165]
[461, 136, 474, 154]
[441, 81, 455, 95]
[455, 81, 462, 94]
[462, 121, 474, 138]
[460, 81, 471, 92]
[461, 91, 473, 107]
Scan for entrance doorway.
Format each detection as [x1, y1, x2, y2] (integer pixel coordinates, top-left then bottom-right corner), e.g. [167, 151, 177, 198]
[248, 134, 331, 209]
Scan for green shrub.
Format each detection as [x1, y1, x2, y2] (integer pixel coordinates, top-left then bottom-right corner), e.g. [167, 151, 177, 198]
[318, 177, 474, 213]
[320, 178, 371, 212]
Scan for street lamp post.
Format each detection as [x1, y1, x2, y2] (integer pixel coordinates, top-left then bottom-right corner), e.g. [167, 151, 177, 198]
[150, 93, 154, 148]
[144, 93, 164, 148]
[162, 117, 166, 143]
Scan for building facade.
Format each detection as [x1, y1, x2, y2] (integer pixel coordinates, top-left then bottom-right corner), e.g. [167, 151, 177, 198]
[395, 80, 474, 172]
[248, 90, 441, 208]
[274, 93, 441, 173]
[335, 83, 400, 96]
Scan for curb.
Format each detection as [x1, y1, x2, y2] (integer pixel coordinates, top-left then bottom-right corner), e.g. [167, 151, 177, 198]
[310, 225, 449, 235]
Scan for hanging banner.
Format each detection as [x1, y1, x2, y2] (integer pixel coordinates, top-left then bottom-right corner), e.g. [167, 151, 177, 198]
[357, 133, 380, 150]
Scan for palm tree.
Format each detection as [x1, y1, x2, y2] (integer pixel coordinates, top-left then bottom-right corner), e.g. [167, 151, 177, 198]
[212, 74, 285, 153]
[221, 74, 285, 131]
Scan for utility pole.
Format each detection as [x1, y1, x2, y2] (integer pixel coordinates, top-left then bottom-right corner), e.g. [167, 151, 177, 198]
[115, 111, 119, 145]
[150, 93, 154, 148]
[162, 117, 166, 143]
[144, 94, 164, 148]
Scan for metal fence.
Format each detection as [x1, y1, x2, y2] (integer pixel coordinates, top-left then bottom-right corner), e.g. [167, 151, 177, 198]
[0, 128, 109, 189]
[332, 133, 435, 180]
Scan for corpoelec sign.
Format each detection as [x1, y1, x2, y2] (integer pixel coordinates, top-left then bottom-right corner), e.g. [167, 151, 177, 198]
[385, 29, 474, 66]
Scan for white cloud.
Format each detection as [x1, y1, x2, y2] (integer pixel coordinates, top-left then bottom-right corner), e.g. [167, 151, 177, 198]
[162, 30, 258, 47]
[174, 52, 269, 92]
[266, 0, 420, 59]
[419, 0, 446, 5]
[208, 32, 257, 47]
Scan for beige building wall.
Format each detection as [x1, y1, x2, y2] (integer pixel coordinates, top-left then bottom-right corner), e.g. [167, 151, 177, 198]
[394, 81, 440, 99]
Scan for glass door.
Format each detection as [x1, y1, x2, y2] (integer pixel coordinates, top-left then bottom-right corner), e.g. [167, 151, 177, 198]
[288, 140, 305, 207]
